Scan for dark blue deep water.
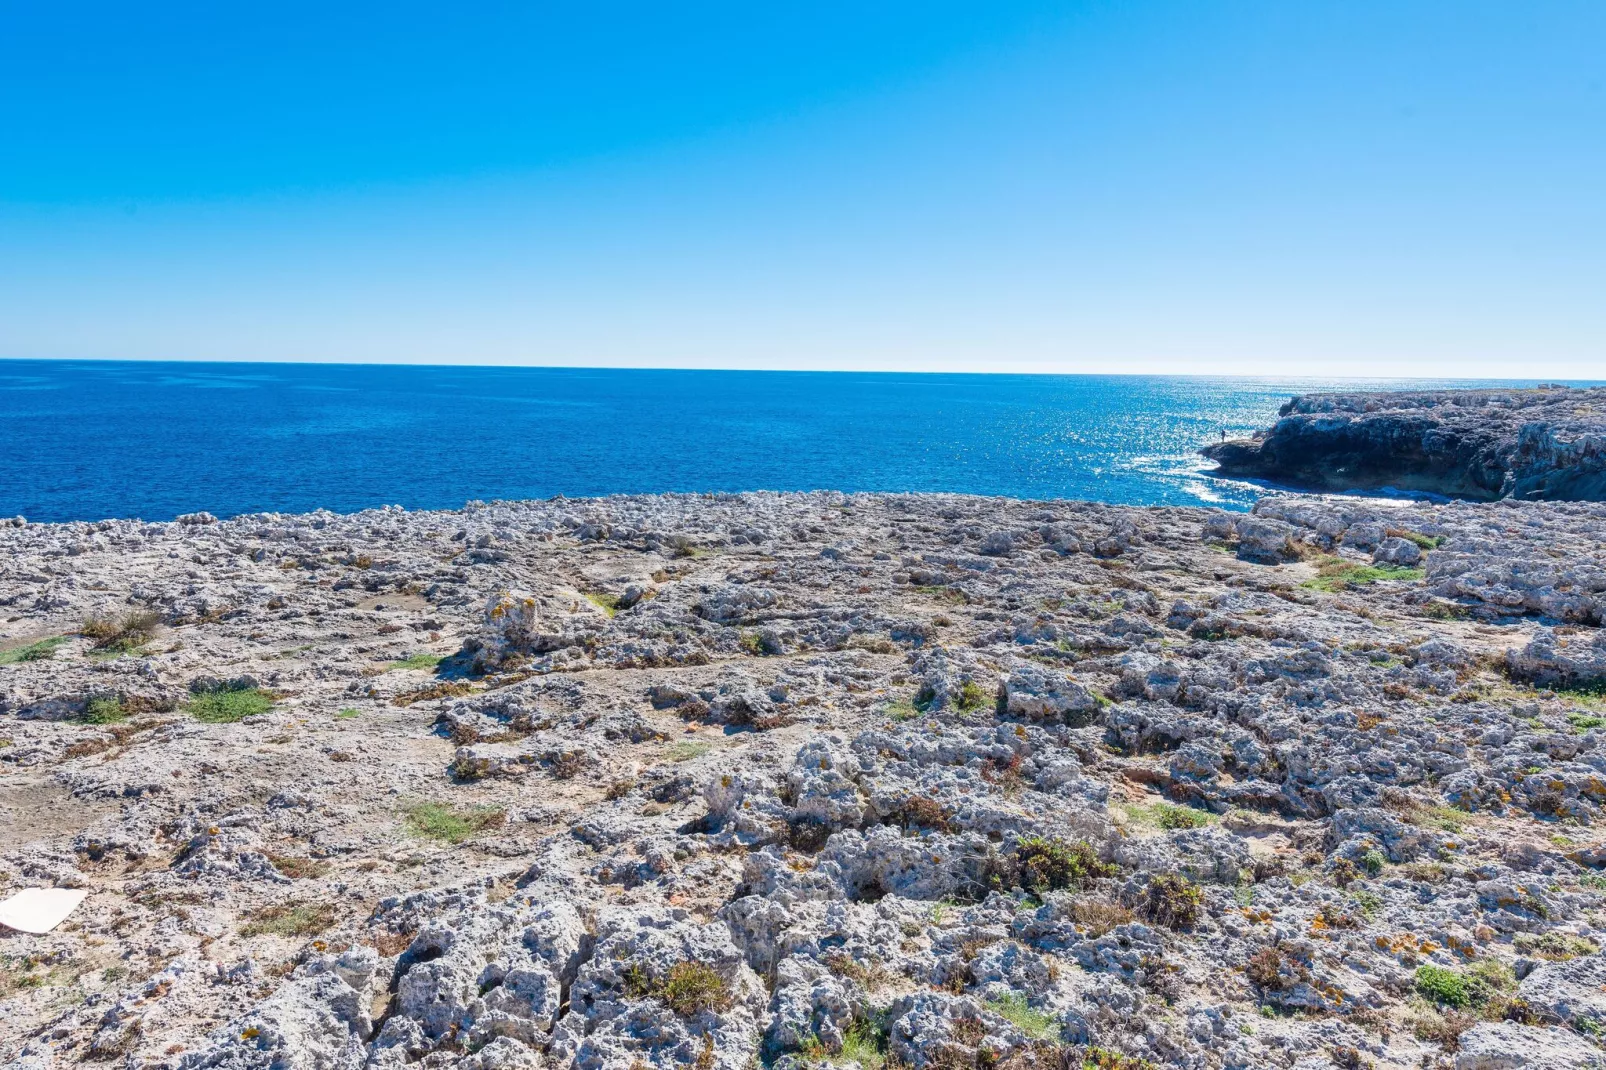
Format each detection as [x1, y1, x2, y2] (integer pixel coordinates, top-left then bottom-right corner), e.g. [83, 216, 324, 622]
[0, 361, 1593, 522]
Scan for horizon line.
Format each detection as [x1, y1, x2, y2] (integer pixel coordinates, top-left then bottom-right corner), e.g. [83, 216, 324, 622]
[2, 354, 1602, 386]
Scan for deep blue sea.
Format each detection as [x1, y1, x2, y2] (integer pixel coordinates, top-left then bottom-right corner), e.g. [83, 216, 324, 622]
[0, 361, 1595, 523]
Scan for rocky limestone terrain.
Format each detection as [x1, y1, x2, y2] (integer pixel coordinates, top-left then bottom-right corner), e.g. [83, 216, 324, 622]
[1, 491, 1606, 1069]
[1201, 385, 1606, 501]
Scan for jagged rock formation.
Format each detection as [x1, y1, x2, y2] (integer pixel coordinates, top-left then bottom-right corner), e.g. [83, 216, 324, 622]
[1202, 385, 1606, 501]
[3, 491, 1606, 1068]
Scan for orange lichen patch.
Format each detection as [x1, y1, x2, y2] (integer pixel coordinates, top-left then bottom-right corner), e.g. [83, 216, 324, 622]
[1356, 712, 1385, 731]
[1310, 978, 1348, 1005]
[1376, 932, 1439, 956]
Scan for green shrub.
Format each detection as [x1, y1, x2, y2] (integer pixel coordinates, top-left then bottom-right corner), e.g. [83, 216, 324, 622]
[1120, 801, 1216, 832]
[660, 961, 733, 1016]
[954, 680, 989, 713]
[837, 1013, 891, 1070]
[666, 740, 712, 762]
[1350, 890, 1383, 919]
[986, 991, 1060, 1041]
[1360, 849, 1387, 876]
[1141, 874, 1203, 930]
[1301, 557, 1423, 593]
[81, 611, 160, 653]
[80, 696, 127, 725]
[402, 801, 506, 844]
[387, 653, 443, 671]
[1016, 836, 1116, 892]
[1464, 959, 1516, 1005]
[187, 685, 274, 723]
[1387, 529, 1445, 550]
[1514, 931, 1599, 961]
[1414, 965, 1472, 1007]
[884, 697, 920, 721]
[336, 707, 362, 720]
[1155, 803, 1211, 830]
[0, 636, 68, 665]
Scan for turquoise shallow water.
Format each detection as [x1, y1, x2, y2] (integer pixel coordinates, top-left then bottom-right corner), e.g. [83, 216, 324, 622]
[0, 361, 1593, 522]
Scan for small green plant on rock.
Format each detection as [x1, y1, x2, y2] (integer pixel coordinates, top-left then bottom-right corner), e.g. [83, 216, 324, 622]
[954, 680, 989, 713]
[1414, 965, 1474, 1008]
[584, 592, 622, 617]
[0, 636, 68, 665]
[1386, 528, 1445, 550]
[1350, 889, 1383, 919]
[187, 684, 274, 723]
[666, 740, 712, 762]
[885, 696, 920, 721]
[79, 695, 127, 725]
[1016, 836, 1116, 893]
[1155, 803, 1211, 830]
[1513, 931, 1599, 961]
[1556, 681, 1606, 703]
[660, 961, 733, 1016]
[1122, 801, 1213, 831]
[387, 652, 443, 671]
[986, 991, 1060, 1042]
[1140, 874, 1202, 931]
[837, 1013, 891, 1070]
[1301, 557, 1422, 593]
[402, 801, 506, 844]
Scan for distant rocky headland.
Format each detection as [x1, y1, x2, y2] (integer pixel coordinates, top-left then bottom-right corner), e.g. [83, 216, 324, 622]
[4, 392, 1606, 1069]
[1203, 385, 1606, 501]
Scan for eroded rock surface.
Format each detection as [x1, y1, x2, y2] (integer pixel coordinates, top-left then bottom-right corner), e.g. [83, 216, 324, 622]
[3, 491, 1606, 1069]
[1203, 386, 1606, 501]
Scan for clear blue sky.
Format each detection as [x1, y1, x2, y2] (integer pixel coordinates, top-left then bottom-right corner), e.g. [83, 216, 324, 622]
[1, 2, 1601, 375]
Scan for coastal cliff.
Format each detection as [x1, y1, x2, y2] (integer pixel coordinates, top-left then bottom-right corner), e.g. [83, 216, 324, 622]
[4, 490, 1606, 1068]
[1202, 385, 1606, 501]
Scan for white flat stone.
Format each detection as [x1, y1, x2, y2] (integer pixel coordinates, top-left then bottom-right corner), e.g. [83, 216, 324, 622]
[0, 887, 89, 934]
